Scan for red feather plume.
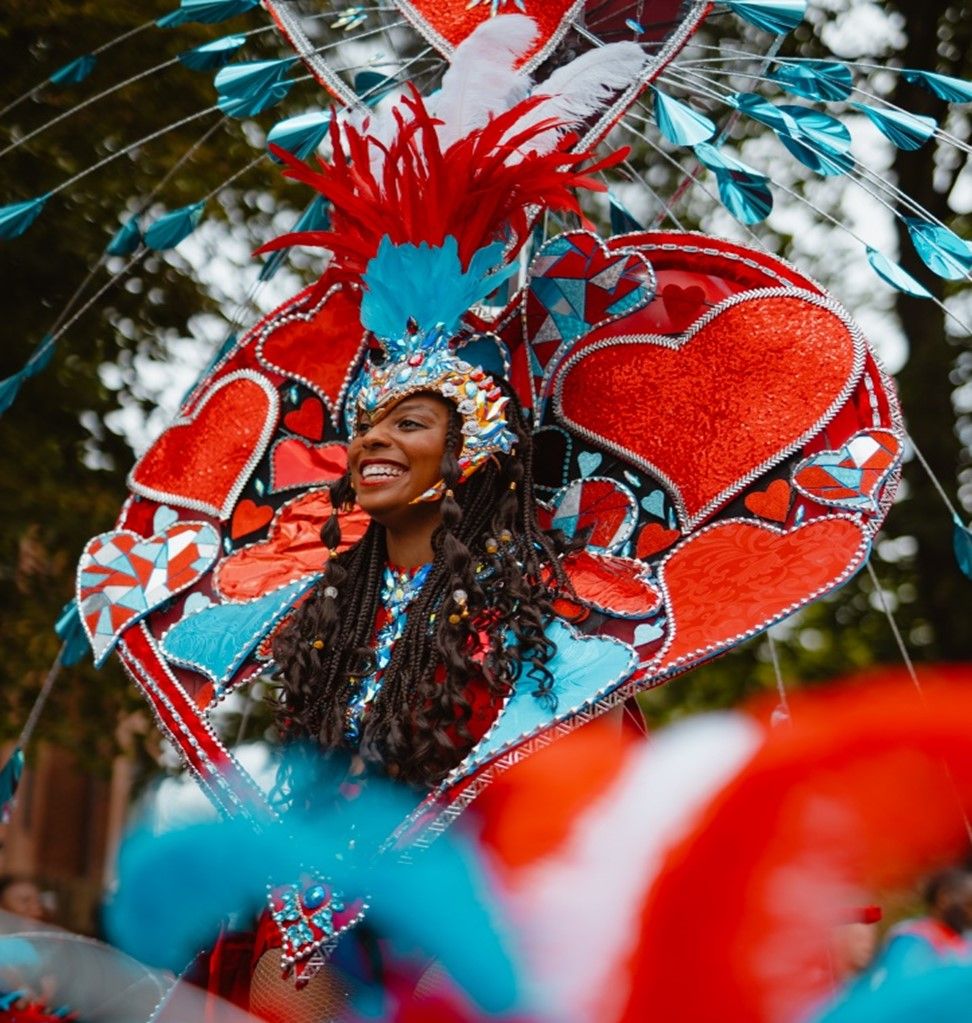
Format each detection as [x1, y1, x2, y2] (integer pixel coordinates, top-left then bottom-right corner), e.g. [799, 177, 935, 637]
[257, 86, 628, 292]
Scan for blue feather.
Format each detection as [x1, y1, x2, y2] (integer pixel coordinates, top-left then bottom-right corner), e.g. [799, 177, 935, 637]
[0, 194, 49, 240]
[214, 58, 295, 118]
[0, 748, 24, 823]
[770, 61, 853, 102]
[854, 103, 936, 151]
[725, 0, 806, 35]
[902, 69, 972, 105]
[157, 0, 261, 29]
[905, 218, 972, 281]
[866, 248, 932, 299]
[54, 600, 91, 667]
[49, 54, 97, 86]
[361, 236, 517, 341]
[953, 514, 972, 581]
[652, 87, 716, 146]
[609, 193, 643, 233]
[178, 34, 246, 72]
[695, 143, 774, 223]
[267, 111, 331, 160]
[105, 215, 142, 256]
[144, 201, 206, 250]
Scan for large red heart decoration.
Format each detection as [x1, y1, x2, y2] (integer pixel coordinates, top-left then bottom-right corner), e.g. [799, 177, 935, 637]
[256, 284, 365, 419]
[270, 439, 348, 493]
[655, 516, 869, 673]
[555, 291, 864, 530]
[129, 371, 279, 519]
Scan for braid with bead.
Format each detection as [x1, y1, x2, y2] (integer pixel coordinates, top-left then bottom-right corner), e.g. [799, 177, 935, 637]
[272, 390, 579, 787]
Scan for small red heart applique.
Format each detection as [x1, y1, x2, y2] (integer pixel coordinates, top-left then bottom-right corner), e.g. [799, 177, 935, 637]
[636, 522, 682, 558]
[231, 499, 275, 540]
[744, 479, 792, 523]
[283, 397, 326, 441]
[661, 283, 707, 331]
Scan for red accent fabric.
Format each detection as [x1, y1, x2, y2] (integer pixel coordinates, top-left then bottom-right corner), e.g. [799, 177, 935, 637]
[271, 440, 348, 492]
[658, 517, 866, 669]
[283, 397, 326, 441]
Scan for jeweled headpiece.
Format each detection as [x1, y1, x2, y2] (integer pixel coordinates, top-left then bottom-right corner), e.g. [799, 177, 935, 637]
[259, 14, 645, 491]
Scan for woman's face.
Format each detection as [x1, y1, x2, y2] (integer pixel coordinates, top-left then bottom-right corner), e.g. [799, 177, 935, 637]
[348, 393, 452, 525]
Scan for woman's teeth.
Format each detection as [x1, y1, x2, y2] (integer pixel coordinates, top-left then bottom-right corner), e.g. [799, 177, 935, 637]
[362, 463, 406, 480]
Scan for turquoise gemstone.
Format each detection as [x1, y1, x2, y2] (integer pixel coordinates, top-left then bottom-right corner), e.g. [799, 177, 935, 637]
[303, 884, 327, 910]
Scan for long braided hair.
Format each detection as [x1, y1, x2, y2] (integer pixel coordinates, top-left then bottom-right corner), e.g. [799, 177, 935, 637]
[272, 390, 576, 788]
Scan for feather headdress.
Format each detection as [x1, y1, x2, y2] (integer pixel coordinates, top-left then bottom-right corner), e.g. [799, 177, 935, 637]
[258, 15, 646, 491]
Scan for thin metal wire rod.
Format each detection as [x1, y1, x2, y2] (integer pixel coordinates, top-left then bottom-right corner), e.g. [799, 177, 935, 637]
[907, 432, 962, 520]
[616, 160, 689, 230]
[866, 560, 922, 696]
[15, 648, 65, 750]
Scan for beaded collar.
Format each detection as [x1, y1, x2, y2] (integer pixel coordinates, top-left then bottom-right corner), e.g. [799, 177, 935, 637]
[343, 561, 432, 744]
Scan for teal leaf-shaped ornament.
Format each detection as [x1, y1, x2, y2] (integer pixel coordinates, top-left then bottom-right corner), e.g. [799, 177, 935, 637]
[49, 54, 97, 85]
[609, 194, 643, 234]
[905, 218, 972, 281]
[0, 370, 26, 416]
[25, 335, 56, 377]
[953, 514, 972, 580]
[725, 0, 806, 35]
[144, 201, 206, 250]
[215, 58, 295, 118]
[652, 87, 716, 146]
[105, 215, 142, 256]
[55, 599, 91, 667]
[695, 145, 774, 223]
[258, 196, 330, 281]
[770, 61, 853, 102]
[865, 248, 932, 298]
[267, 111, 331, 160]
[157, 0, 261, 28]
[902, 69, 972, 105]
[0, 194, 49, 240]
[853, 103, 936, 151]
[354, 70, 396, 104]
[0, 748, 24, 823]
[179, 34, 246, 71]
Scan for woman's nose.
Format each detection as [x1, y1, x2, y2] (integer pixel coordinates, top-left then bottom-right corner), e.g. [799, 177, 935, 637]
[361, 423, 390, 448]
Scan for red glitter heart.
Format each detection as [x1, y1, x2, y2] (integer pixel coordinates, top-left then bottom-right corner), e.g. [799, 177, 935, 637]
[636, 522, 681, 559]
[283, 397, 325, 441]
[661, 283, 707, 331]
[556, 292, 863, 530]
[744, 479, 792, 523]
[230, 499, 274, 540]
[657, 517, 868, 671]
[257, 285, 365, 413]
[217, 489, 370, 601]
[129, 371, 278, 519]
[271, 439, 348, 493]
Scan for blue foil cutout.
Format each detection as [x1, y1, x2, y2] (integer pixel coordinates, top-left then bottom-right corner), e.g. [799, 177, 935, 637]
[770, 61, 853, 102]
[905, 218, 972, 281]
[55, 599, 92, 667]
[267, 111, 331, 160]
[178, 34, 246, 71]
[0, 194, 49, 240]
[49, 54, 97, 85]
[902, 69, 972, 105]
[215, 58, 295, 118]
[157, 0, 260, 28]
[144, 201, 206, 250]
[865, 247, 932, 298]
[853, 103, 936, 151]
[953, 514, 972, 581]
[361, 236, 517, 340]
[259, 196, 330, 282]
[652, 87, 716, 146]
[105, 215, 142, 256]
[609, 193, 643, 234]
[453, 619, 637, 780]
[0, 748, 24, 823]
[695, 143, 773, 223]
[725, 0, 806, 35]
[160, 577, 318, 687]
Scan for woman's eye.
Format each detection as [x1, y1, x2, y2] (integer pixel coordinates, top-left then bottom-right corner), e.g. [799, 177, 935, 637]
[398, 418, 423, 429]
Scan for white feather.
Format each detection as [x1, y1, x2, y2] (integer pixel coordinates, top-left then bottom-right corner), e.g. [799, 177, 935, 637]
[428, 13, 537, 150]
[507, 42, 648, 160]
